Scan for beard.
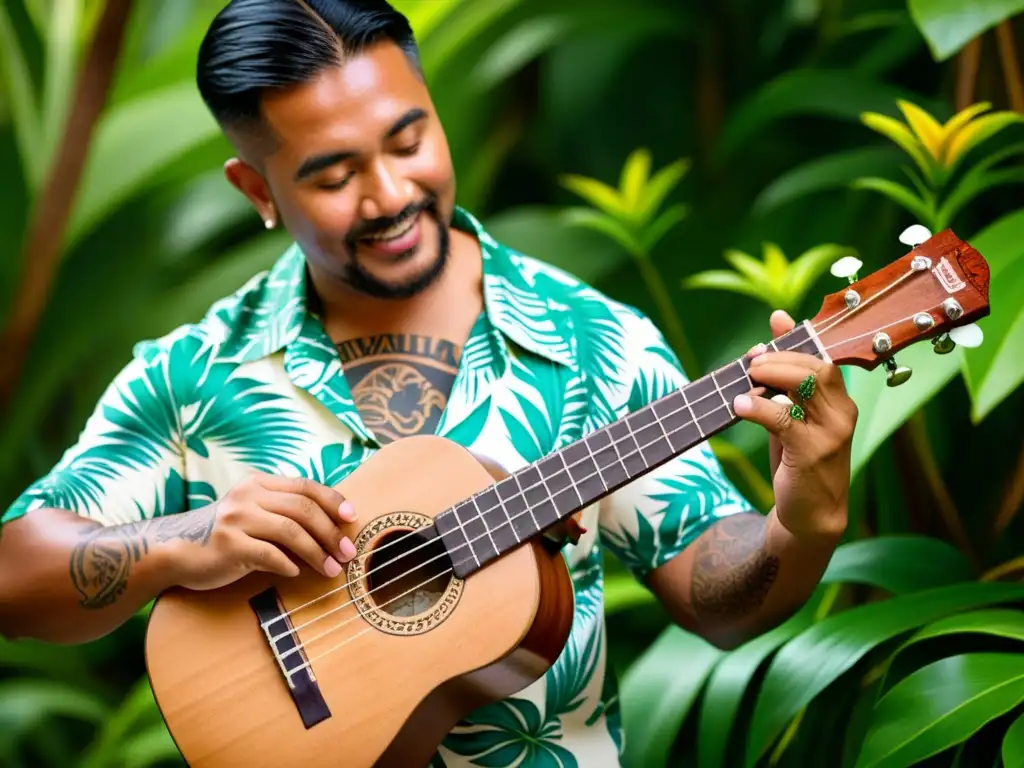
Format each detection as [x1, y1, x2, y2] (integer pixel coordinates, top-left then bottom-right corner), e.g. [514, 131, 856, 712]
[341, 196, 449, 300]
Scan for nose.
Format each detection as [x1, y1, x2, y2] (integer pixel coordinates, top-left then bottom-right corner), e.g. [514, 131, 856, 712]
[358, 158, 408, 221]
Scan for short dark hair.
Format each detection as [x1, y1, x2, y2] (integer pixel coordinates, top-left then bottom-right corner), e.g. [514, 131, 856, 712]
[196, 0, 420, 142]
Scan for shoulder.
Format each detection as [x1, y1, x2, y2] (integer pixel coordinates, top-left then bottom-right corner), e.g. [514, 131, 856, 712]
[130, 245, 301, 369]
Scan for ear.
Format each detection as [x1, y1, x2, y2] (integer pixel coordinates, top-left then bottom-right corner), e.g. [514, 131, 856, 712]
[224, 158, 277, 226]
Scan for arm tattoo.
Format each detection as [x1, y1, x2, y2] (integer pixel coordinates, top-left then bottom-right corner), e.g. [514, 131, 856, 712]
[691, 513, 780, 622]
[69, 508, 216, 610]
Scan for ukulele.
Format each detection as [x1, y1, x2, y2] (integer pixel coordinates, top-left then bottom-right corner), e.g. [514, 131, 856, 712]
[144, 229, 991, 767]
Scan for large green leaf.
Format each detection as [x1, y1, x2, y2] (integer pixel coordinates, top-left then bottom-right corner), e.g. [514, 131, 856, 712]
[1004, 710, 1024, 768]
[960, 208, 1024, 422]
[745, 582, 1024, 765]
[855, 653, 1024, 767]
[906, 608, 1024, 646]
[121, 724, 183, 768]
[621, 626, 723, 768]
[908, 0, 1024, 61]
[81, 677, 164, 768]
[0, 679, 109, 747]
[0, 1, 42, 188]
[66, 81, 221, 248]
[822, 535, 974, 594]
[716, 71, 942, 161]
[846, 341, 962, 477]
[753, 147, 903, 215]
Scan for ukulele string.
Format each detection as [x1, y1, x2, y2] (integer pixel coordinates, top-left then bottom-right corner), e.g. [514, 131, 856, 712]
[272, 300, 941, 663]
[813, 269, 919, 339]
[270, 293, 928, 645]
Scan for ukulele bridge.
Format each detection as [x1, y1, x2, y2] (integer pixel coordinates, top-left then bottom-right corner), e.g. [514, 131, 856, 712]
[249, 588, 332, 729]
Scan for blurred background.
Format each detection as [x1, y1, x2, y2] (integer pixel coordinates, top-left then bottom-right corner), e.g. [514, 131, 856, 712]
[1, 0, 1023, 766]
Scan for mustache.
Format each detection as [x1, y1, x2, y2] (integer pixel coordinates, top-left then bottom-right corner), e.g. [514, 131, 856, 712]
[347, 196, 437, 241]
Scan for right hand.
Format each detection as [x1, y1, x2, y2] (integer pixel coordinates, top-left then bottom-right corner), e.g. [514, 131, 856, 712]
[164, 473, 359, 591]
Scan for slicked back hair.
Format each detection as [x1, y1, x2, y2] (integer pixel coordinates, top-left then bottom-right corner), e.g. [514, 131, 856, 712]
[196, 0, 420, 153]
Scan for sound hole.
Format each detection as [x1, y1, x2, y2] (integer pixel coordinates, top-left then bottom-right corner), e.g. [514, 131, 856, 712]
[365, 529, 452, 617]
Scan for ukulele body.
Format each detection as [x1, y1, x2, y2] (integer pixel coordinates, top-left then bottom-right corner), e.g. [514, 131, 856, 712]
[145, 435, 576, 768]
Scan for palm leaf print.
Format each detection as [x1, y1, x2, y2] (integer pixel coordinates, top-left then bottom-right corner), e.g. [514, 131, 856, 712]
[498, 354, 587, 462]
[169, 334, 308, 471]
[443, 697, 578, 768]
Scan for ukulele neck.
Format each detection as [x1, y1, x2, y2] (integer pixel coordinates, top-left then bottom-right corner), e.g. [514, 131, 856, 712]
[435, 320, 829, 579]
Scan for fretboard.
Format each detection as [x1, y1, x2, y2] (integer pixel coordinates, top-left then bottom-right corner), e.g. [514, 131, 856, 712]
[435, 320, 826, 578]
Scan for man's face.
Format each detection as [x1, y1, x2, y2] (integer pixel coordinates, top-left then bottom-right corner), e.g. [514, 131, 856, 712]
[228, 42, 456, 299]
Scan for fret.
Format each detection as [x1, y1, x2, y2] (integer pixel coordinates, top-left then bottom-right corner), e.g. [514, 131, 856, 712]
[454, 500, 497, 562]
[678, 386, 704, 438]
[709, 370, 734, 419]
[434, 506, 480, 575]
[557, 452, 585, 507]
[518, 464, 560, 530]
[716, 361, 753, 405]
[608, 420, 647, 476]
[627, 407, 674, 468]
[561, 440, 605, 503]
[683, 375, 725, 435]
[472, 496, 501, 554]
[496, 475, 537, 541]
[538, 454, 581, 519]
[585, 428, 629, 489]
[651, 392, 700, 453]
[475, 487, 519, 551]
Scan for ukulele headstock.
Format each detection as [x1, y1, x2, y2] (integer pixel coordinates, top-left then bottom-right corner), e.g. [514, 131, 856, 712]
[810, 229, 990, 381]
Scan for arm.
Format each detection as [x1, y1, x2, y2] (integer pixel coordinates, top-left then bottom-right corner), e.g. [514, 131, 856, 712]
[646, 509, 841, 649]
[0, 350, 357, 646]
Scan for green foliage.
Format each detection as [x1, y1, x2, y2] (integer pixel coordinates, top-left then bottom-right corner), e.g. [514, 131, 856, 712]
[682, 242, 859, 314]
[2, 0, 1024, 766]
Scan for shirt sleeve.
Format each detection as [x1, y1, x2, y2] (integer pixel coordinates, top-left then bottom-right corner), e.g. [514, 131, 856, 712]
[598, 312, 754, 583]
[1, 345, 187, 528]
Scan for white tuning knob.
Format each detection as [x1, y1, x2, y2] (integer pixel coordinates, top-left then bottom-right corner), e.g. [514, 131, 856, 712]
[900, 224, 933, 247]
[830, 256, 864, 282]
[949, 323, 984, 348]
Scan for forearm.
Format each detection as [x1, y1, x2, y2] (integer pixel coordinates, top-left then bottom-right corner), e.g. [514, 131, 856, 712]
[649, 510, 841, 649]
[0, 507, 211, 644]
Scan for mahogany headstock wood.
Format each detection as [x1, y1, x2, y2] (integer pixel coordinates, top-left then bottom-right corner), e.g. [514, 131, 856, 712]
[810, 229, 990, 372]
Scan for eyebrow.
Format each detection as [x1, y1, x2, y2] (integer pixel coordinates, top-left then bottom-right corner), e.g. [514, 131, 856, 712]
[293, 108, 428, 182]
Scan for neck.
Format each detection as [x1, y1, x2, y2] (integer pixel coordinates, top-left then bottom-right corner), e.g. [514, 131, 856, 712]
[435, 320, 829, 579]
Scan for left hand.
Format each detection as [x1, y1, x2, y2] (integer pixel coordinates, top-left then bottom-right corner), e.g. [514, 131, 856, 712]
[733, 310, 858, 540]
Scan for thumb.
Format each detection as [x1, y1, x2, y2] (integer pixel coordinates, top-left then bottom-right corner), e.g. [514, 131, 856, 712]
[734, 393, 793, 437]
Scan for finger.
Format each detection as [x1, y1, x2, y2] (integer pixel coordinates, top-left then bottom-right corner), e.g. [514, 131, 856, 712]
[733, 393, 796, 437]
[262, 476, 356, 525]
[770, 310, 796, 338]
[748, 362, 829, 395]
[245, 510, 345, 578]
[244, 540, 301, 578]
[750, 350, 825, 370]
[768, 394, 790, 476]
[260, 490, 358, 564]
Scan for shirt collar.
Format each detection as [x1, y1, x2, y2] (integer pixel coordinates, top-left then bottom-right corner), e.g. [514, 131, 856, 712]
[216, 206, 576, 369]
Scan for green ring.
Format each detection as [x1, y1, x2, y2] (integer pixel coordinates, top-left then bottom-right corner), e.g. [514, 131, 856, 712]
[797, 374, 816, 403]
[789, 404, 806, 421]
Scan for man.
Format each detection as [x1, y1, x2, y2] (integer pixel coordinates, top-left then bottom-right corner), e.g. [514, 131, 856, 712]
[0, 0, 856, 765]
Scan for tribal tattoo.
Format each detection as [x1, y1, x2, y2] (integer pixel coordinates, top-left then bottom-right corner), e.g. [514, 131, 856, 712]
[336, 332, 460, 444]
[690, 513, 780, 621]
[69, 507, 217, 609]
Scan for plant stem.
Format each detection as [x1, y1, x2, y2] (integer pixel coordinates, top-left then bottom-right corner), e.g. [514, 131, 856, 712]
[0, 0, 134, 410]
[992, 437, 1024, 538]
[956, 36, 982, 111]
[996, 20, 1024, 112]
[634, 255, 701, 379]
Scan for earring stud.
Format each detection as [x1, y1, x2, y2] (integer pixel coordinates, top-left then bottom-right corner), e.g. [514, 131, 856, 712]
[264, 218, 274, 230]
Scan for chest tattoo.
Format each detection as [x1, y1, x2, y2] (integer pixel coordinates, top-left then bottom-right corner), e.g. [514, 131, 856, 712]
[336, 333, 461, 444]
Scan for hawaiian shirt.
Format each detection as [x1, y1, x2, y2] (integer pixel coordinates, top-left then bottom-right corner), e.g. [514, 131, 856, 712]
[3, 206, 750, 766]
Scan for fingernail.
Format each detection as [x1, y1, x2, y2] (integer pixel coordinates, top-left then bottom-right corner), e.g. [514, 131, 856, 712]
[749, 344, 768, 357]
[750, 354, 767, 366]
[339, 500, 357, 521]
[324, 556, 342, 577]
[339, 537, 357, 562]
[734, 394, 752, 414]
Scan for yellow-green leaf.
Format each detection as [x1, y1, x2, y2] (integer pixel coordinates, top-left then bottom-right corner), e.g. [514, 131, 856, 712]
[860, 112, 936, 182]
[561, 206, 642, 257]
[897, 99, 944, 159]
[619, 147, 652, 212]
[850, 177, 935, 228]
[938, 101, 992, 162]
[724, 249, 772, 286]
[682, 270, 768, 304]
[638, 203, 688, 253]
[635, 158, 690, 225]
[946, 111, 1024, 171]
[762, 243, 789, 282]
[559, 173, 628, 218]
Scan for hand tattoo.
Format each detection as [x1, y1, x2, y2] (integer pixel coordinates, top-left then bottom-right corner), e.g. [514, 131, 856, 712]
[691, 513, 780, 622]
[69, 508, 216, 609]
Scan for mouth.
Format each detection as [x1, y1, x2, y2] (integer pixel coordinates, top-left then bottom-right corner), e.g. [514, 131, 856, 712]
[357, 211, 423, 257]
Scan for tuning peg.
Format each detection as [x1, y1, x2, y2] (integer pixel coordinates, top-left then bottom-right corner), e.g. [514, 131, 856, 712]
[932, 333, 956, 354]
[949, 323, 984, 349]
[830, 255, 864, 284]
[884, 357, 913, 387]
[899, 224, 933, 247]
